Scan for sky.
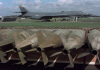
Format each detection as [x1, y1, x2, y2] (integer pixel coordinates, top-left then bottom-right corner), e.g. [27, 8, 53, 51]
[0, 0, 100, 16]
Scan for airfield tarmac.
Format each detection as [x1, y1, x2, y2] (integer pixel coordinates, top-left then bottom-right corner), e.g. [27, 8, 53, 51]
[0, 17, 100, 27]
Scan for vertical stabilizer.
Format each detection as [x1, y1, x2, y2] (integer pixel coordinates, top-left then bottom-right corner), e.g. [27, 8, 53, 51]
[19, 5, 28, 15]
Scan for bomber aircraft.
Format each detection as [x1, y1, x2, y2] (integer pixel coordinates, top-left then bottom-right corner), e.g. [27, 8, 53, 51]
[15, 6, 95, 22]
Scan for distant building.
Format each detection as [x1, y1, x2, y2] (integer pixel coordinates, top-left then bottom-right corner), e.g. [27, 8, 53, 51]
[2, 16, 17, 22]
[21, 18, 25, 19]
[0, 16, 2, 20]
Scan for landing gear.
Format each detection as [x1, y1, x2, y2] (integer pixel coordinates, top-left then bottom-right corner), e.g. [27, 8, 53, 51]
[73, 17, 78, 22]
[42, 19, 50, 22]
[75, 17, 78, 22]
[61, 18, 66, 21]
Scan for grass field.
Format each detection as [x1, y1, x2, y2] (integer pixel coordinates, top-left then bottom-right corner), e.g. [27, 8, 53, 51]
[0, 18, 100, 27]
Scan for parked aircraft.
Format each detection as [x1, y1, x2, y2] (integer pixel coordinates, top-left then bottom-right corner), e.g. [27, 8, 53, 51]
[15, 6, 95, 22]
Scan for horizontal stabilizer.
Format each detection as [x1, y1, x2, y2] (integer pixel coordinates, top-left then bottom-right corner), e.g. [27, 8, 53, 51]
[13, 12, 21, 13]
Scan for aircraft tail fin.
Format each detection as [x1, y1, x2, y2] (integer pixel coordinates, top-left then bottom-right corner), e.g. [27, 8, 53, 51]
[19, 5, 29, 15]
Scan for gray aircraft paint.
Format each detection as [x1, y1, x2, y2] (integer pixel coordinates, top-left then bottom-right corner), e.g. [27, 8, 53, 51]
[16, 6, 93, 20]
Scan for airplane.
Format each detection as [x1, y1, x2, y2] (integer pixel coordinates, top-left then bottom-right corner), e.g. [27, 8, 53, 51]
[14, 5, 95, 22]
[77, 29, 100, 63]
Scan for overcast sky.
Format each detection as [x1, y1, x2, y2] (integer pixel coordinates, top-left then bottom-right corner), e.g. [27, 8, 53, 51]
[0, 0, 100, 16]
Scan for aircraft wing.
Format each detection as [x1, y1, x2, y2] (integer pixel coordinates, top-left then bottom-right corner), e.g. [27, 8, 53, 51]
[39, 15, 70, 19]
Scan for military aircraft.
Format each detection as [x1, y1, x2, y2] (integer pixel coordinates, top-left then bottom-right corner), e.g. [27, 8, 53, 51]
[77, 29, 100, 63]
[15, 6, 95, 22]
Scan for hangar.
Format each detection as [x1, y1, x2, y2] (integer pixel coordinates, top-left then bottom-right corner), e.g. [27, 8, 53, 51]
[2, 16, 17, 22]
[0, 16, 2, 20]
